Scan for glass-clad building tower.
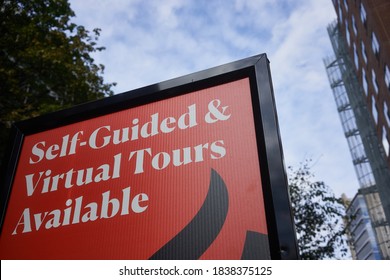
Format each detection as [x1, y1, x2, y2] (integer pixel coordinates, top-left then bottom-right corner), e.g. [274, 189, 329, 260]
[324, 0, 390, 259]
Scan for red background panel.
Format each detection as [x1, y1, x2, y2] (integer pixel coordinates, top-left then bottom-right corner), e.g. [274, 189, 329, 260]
[0, 78, 268, 259]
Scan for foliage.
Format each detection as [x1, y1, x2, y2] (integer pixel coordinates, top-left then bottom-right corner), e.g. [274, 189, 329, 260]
[0, 0, 116, 163]
[288, 160, 350, 259]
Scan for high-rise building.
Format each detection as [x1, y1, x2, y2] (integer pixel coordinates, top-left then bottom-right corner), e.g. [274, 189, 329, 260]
[324, 0, 390, 259]
[347, 194, 382, 259]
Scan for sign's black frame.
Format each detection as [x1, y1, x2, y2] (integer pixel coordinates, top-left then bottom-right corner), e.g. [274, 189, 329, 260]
[0, 53, 299, 259]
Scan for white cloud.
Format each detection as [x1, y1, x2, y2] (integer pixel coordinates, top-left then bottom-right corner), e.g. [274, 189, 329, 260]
[69, 0, 360, 198]
[258, 0, 359, 197]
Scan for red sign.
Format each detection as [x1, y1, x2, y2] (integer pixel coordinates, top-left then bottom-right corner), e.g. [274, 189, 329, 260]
[0, 78, 270, 259]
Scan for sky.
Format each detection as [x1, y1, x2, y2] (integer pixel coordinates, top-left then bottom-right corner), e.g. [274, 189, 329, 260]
[68, 0, 360, 198]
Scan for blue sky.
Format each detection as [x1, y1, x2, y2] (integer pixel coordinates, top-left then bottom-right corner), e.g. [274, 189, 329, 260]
[69, 0, 359, 198]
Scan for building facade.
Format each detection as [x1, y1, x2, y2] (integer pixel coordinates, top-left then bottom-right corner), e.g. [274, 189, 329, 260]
[347, 194, 382, 259]
[324, 0, 390, 259]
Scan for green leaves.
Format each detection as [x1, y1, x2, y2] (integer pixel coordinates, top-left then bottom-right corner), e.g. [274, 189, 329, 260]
[288, 160, 350, 259]
[0, 0, 116, 164]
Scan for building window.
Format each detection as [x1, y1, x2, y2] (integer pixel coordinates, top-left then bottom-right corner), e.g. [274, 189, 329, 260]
[354, 43, 359, 69]
[384, 102, 390, 127]
[382, 127, 390, 156]
[372, 32, 380, 57]
[361, 41, 367, 64]
[344, 0, 348, 13]
[360, 2, 367, 24]
[385, 64, 390, 90]
[346, 21, 351, 46]
[372, 96, 378, 124]
[362, 68, 368, 95]
[352, 15, 357, 36]
[372, 69, 379, 94]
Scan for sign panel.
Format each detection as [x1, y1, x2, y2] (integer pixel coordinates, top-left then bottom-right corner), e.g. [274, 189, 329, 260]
[0, 54, 298, 259]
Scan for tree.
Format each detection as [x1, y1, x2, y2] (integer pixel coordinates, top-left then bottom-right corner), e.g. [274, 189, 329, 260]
[0, 0, 116, 163]
[288, 160, 350, 259]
